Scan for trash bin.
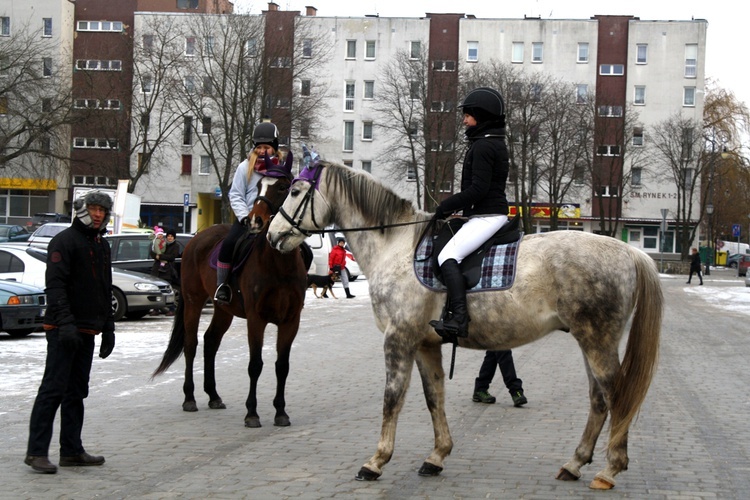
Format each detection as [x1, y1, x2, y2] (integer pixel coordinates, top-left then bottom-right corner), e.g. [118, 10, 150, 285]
[716, 250, 728, 266]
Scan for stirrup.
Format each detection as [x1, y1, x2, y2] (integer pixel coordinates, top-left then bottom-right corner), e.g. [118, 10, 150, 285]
[214, 283, 232, 304]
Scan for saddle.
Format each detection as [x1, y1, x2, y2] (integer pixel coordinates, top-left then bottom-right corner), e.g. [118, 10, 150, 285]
[209, 231, 313, 274]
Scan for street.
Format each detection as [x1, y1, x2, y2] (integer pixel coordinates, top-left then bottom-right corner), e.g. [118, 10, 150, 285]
[1, 270, 749, 499]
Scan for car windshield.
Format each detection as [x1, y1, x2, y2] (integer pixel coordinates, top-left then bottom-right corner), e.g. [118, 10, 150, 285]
[36, 225, 66, 237]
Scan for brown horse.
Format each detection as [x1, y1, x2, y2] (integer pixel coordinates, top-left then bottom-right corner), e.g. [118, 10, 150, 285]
[152, 158, 307, 428]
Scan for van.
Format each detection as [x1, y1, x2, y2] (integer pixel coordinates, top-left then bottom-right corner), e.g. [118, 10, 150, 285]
[304, 231, 361, 281]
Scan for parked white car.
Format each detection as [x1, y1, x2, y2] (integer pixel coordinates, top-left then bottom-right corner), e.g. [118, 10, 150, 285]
[27, 222, 70, 248]
[0, 244, 174, 321]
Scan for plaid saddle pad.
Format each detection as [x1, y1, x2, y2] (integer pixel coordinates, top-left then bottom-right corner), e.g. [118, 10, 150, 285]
[413, 236, 520, 292]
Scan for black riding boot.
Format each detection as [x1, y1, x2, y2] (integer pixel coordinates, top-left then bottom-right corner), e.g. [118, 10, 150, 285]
[430, 259, 469, 338]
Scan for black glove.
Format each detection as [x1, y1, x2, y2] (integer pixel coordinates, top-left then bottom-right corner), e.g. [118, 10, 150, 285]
[240, 216, 249, 226]
[99, 331, 115, 359]
[58, 324, 82, 351]
[434, 204, 446, 220]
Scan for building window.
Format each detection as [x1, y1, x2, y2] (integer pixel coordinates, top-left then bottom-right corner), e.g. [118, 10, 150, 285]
[433, 60, 455, 71]
[245, 38, 257, 57]
[409, 81, 420, 100]
[684, 44, 697, 78]
[598, 105, 623, 117]
[202, 76, 212, 95]
[363, 80, 374, 99]
[185, 36, 196, 56]
[510, 82, 522, 102]
[576, 84, 588, 104]
[183, 117, 193, 145]
[77, 20, 123, 32]
[42, 18, 52, 37]
[599, 185, 619, 197]
[597, 145, 621, 156]
[302, 38, 312, 58]
[430, 101, 453, 112]
[41, 98, 52, 113]
[365, 40, 375, 59]
[73, 137, 118, 149]
[410, 41, 420, 59]
[74, 98, 98, 109]
[184, 76, 196, 93]
[140, 112, 150, 130]
[300, 118, 310, 138]
[40, 136, 51, 152]
[408, 121, 418, 136]
[467, 41, 478, 62]
[361, 160, 372, 173]
[142, 34, 154, 53]
[636, 44, 648, 64]
[201, 117, 211, 135]
[512, 42, 524, 63]
[177, 0, 199, 9]
[343, 121, 354, 151]
[344, 81, 355, 111]
[362, 121, 373, 140]
[181, 154, 192, 174]
[43, 57, 52, 77]
[531, 42, 543, 63]
[1, 17, 9, 36]
[301, 79, 311, 97]
[269, 57, 291, 68]
[573, 164, 585, 185]
[599, 64, 624, 76]
[141, 75, 153, 94]
[632, 127, 644, 146]
[683, 87, 696, 107]
[200, 155, 210, 175]
[577, 43, 588, 63]
[530, 84, 542, 102]
[346, 40, 356, 59]
[0, 97, 7, 114]
[406, 164, 417, 181]
[634, 86, 646, 105]
[75, 59, 122, 71]
[204, 36, 214, 56]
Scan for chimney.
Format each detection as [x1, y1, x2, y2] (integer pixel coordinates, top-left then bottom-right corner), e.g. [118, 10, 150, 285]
[268, 2, 279, 11]
[305, 6, 317, 16]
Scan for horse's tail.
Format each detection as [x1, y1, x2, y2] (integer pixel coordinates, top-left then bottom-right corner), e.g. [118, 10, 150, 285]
[151, 297, 186, 378]
[609, 249, 663, 448]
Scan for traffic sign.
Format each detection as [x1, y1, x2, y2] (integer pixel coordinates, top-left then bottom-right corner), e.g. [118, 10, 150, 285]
[732, 224, 741, 238]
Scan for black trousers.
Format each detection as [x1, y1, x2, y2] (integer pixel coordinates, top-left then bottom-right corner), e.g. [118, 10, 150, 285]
[27, 329, 95, 457]
[687, 268, 703, 283]
[474, 350, 523, 394]
[219, 220, 246, 264]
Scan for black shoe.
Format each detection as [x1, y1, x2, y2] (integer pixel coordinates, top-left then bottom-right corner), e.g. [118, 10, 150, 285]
[213, 284, 231, 304]
[472, 390, 496, 404]
[25, 455, 57, 474]
[345, 287, 356, 299]
[511, 390, 528, 407]
[59, 452, 105, 467]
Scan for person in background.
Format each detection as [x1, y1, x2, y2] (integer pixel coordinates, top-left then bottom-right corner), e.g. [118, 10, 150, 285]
[25, 190, 116, 474]
[150, 228, 180, 316]
[687, 247, 703, 285]
[329, 237, 355, 299]
[472, 350, 528, 407]
[214, 120, 280, 304]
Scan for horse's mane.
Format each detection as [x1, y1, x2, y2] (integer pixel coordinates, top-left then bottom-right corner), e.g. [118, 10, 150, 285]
[323, 161, 423, 230]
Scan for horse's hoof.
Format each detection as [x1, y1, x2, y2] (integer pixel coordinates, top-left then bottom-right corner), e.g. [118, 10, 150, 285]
[417, 462, 443, 476]
[208, 399, 226, 409]
[354, 467, 380, 481]
[556, 467, 580, 481]
[182, 401, 198, 412]
[274, 415, 291, 427]
[244, 416, 261, 428]
[589, 476, 615, 490]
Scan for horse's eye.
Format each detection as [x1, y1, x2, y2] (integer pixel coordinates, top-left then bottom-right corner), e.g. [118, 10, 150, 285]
[290, 187, 301, 197]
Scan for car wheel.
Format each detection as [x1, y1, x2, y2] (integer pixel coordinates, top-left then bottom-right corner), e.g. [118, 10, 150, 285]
[125, 310, 149, 320]
[112, 288, 126, 322]
[731, 262, 738, 269]
[5, 328, 35, 338]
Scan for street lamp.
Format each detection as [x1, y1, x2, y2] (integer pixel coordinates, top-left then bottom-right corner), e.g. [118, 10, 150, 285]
[706, 203, 714, 275]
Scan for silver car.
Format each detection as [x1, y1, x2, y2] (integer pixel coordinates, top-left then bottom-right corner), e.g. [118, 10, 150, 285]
[0, 244, 174, 321]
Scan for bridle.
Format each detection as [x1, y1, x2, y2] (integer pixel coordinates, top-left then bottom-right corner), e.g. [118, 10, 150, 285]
[253, 167, 293, 215]
[275, 162, 327, 237]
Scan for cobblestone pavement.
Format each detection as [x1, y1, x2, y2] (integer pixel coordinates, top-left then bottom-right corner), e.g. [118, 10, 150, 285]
[1, 271, 749, 499]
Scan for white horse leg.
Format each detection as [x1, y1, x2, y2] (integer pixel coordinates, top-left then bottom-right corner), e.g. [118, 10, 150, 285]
[414, 343, 453, 476]
[559, 344, 624, 489]
[356, 332, 416, 481]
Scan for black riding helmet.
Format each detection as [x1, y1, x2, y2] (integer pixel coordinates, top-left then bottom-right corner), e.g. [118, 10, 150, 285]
[459, 87, 505, 121]
[252, 121, 279, 151]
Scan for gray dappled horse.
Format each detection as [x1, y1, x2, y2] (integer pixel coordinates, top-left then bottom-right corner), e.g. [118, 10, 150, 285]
[267, 160, 662, 490]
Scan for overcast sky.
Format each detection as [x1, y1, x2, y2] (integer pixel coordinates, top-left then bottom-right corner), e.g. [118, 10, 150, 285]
[231, 0, 750, 109]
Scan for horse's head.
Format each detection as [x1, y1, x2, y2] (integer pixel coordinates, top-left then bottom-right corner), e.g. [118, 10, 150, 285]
[267, 160, 333, 252]
[246, 151, 294, 233]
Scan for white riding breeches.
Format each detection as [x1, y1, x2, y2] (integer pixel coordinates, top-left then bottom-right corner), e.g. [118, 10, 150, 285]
[437, 215, 509, 266]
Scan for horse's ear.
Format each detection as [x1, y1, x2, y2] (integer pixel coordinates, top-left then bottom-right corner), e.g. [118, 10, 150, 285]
[284, 150, 294, 170]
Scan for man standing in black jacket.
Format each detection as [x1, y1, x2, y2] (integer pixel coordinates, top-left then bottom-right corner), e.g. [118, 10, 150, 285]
[25, 190, 116, 474]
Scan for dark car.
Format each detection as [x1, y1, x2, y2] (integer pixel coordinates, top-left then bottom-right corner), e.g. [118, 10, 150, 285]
[106, 233, 192, 276]
[738, 255, 750, 277]
[0, 225, 31, 243]
[0, 279, 46, 337]
[27, 212, 71, 231]
[726, 253, 745, 269]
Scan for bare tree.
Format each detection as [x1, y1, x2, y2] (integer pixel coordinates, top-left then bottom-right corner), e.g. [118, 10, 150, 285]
[374, 46, 462, 210]
[0, 18, 79, 179]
